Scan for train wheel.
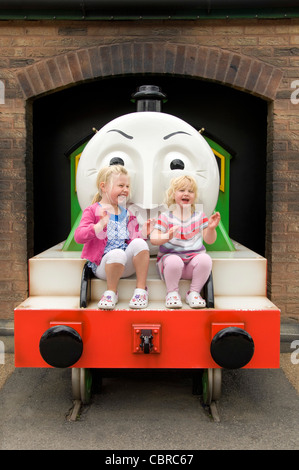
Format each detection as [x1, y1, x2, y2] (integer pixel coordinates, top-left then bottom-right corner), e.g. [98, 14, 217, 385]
[212, 368, 222, 401]
[71, 368, 92, 405]
[202, 369, 212, 405]
[80, 368, 92, 404]
[72, 368, 81, 401]
[202, 368, 222, 405]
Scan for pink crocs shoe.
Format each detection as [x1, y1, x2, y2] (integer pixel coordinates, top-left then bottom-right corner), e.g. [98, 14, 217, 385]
[129, 287, 148, 309]
[185, 291, 206, 308]
[165, 291, 182, 309]
[98, 290, 118, 310]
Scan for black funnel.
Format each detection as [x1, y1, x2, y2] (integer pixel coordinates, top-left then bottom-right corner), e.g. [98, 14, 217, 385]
[131, 85, 167, 112]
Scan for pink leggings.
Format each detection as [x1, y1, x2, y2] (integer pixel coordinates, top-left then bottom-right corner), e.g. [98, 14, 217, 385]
[162, 253, 212, 294]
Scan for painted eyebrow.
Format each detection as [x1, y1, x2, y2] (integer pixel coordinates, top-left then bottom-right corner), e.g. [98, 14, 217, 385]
[107, 129, 134, 140]
[163, 131, 192, 140]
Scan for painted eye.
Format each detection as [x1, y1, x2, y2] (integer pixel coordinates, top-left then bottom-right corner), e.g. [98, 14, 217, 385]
[110, 157, 125, 166]
[170, 159, 185, 170]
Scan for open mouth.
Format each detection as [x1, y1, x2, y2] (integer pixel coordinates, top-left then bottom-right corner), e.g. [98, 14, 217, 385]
[117, 195, 128, 204]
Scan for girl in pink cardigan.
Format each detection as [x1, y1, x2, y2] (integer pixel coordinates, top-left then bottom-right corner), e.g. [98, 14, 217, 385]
[75, 165, 153, 310]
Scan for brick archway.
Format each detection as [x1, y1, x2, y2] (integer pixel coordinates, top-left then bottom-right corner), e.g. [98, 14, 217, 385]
[17, 40, 284, 303]
[16, 41, 283, 101]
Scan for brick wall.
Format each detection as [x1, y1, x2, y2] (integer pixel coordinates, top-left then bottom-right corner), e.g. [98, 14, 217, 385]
[0, 18, 299, 319]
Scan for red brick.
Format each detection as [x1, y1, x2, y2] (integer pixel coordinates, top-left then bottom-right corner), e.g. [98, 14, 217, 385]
[152, 42, 165, 74]
[110, 44, 123, 76]
[143, 43, 154, 73]
[35, 61, 54, 91]
[121, 43, 134, 74]
[254, 63, 275, 96]
[182, 45, 195, 76]
[88, 46, 103, 78]
[16, 70, 34, 99]
[215, 50, 232, 83]
[55, 55, 74, 85]
[99, 45, 112, 77]
[234, 56, 252, 89]
[46, 58, 64, 89]
[66, 52, 83, 82]
[245, 60, 263, 93]
[225, 54, 241, 85]
[205, 48, 220, 80]
[133, 42, 143, 74]
[164, 43, 176, 74]
[193, 46, 209, 78]
[174, 45, 186, 74]
[77, 49, 93, 80]
[26, 65, 45, 95]
[264, 68, 283, 100]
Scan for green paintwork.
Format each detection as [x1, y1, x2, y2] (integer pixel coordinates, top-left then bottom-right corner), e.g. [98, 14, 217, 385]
[204, 136, 235, 252]
[1, 8, 299, 20]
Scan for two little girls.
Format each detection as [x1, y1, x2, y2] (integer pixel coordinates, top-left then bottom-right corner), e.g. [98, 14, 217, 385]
[75, 165, 220, 310]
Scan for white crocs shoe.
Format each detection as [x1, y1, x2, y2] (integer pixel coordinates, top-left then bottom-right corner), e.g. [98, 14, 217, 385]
[186, 291, 206, 308]
[98, 290, 118, 310]
[165, 291, 182, 309]
[129, 287, 148, 309]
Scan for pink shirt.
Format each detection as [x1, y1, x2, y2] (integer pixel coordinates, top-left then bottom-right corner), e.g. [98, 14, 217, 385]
[74, 203, 143, 265]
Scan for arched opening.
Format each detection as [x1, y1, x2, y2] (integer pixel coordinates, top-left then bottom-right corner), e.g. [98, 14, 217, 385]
[32, 74, 267, 255]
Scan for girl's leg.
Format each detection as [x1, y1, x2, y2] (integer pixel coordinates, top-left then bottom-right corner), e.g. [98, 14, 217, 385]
[163, 255, 184, 308]
[183, 253, 212, 293]
[124, 239, 150, 308]
[95, 249, 127, 309]
[123, 239, 150, 288]
[95, 249, 126, 292]
[182, 253, 212, 308]
[163, 254, 184, 293]
[105, 263, 125, 292]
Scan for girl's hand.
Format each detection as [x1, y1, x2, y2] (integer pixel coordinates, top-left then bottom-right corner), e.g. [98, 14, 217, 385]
[94, 209, 110, 235]
[150, 224, 180, 245]
[167, 225, 181, 239]
[141, 218, 156, 238]
[203, 212, 220, 244]
[208, 212, 221, 230]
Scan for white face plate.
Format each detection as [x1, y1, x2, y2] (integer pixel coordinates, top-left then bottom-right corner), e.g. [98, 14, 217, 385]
[76, 112, 219, 224]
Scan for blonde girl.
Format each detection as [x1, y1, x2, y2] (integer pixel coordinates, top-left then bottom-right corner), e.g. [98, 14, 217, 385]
[150, 175, 220, 309]
[75, 165, 152, 310]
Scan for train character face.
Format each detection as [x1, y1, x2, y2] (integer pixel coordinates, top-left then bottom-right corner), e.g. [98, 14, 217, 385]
[76, 112, 219, 226]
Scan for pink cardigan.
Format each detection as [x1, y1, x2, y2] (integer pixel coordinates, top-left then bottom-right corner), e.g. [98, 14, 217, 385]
[74, 203, 143, 265]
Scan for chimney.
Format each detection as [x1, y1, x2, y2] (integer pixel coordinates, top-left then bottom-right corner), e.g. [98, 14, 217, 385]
[131, 85, 167, 112]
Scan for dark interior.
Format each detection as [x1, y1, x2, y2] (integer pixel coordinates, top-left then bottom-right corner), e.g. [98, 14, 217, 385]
[32, 75, 267, 255]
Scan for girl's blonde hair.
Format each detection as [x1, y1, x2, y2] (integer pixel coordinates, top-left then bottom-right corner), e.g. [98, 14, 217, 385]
[92, 165, 129, 203]
[165, 175, 198, 212]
